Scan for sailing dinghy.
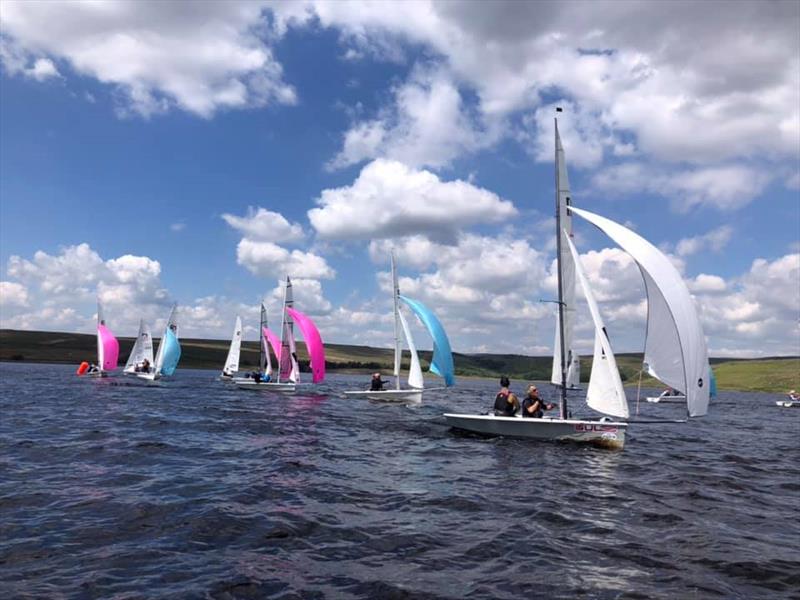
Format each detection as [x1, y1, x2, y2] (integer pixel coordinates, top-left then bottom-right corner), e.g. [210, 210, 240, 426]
[237, 278, 325, 392]
[444, 114, 711, 450]
[220, 315, 243, 381]
[235, 302, 296, 392]
[123, 319, 155, 380]
[343, 253, 455, 402]
[139, 304, 181, 381]
[85, 300, 119, 377]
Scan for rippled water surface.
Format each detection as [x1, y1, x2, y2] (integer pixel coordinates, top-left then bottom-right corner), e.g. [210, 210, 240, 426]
[1, 362, 798, 599]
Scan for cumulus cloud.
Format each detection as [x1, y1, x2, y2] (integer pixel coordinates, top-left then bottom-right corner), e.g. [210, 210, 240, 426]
[235, 239, 334, 279]
[328, 68, 501, 170]
[0, 281, 29, 309]
[309, 159, 517, 242]
[222, 207, 304, 243]
[1, 1, 296, 118]
[675, 225, 734, 257]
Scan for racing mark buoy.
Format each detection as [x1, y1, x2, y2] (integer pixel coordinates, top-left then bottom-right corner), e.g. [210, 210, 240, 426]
[77, 361, 89, 376]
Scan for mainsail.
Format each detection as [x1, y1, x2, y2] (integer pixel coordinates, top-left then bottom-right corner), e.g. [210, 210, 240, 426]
[571, 207, 710, 417]
[391, 251, 402, 389]
[565, 235, 629, 418]
[279, 277, 300, 383]
[124, 319, 153, 373]
[551, 121, 578, 390]
[399, 295, 455, 387]
[285, 307, 326, 384]
[224, 315, 242, 375]
[397, 309, 424, 389]
[258, 304, 272, 376]
[96, 301, 119, 372]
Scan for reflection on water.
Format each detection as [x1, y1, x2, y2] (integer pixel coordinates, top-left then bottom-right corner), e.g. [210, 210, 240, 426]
[1, 362, 799, 599]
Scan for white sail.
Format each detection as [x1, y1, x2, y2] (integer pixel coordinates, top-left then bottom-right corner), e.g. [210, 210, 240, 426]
[571, 207, 710, 417]
[280, 277, 300, 383]
[223, 315, 242, 375]
[398, 309, 424, 389]
[96, 300, 105, 369]
[551, 122, 577, 388]
[125, 319, 154, 373]
[566, 235, 629, 418]
[566, 353, 581, 388]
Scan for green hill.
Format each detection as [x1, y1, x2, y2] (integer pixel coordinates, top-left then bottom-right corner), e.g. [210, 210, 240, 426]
[0, 329, 797, 393]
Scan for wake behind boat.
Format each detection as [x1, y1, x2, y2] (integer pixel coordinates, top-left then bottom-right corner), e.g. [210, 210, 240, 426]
[444, 112, 712, 449]
[343, 252, 454, 403]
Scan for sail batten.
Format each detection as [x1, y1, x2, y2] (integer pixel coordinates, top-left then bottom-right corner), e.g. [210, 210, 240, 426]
[571, 206, 710, 417]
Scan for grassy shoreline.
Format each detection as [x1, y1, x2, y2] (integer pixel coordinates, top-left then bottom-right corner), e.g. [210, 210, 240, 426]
[1, 329, 797, 394]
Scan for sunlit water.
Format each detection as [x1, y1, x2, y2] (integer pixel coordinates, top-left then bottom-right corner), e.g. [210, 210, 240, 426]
[1, 362, 798, 599]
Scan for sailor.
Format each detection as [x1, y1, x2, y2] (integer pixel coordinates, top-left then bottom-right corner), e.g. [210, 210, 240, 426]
[87, 363, 100, 374]
[140, 358, 151, 373]
[789, 390, 800, 402]
[521, 385, 556, 418]
[493, 376, 519, 416]
[370, 373, 386, 391]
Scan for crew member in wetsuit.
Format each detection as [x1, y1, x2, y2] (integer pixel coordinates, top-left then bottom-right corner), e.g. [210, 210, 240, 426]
[521, 385, 556, 418]
[370, 373, 386, 391]
[493, 376, 519, 416]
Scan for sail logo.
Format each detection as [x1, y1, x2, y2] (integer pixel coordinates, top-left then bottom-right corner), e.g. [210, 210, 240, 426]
[574, 424, 618, 433]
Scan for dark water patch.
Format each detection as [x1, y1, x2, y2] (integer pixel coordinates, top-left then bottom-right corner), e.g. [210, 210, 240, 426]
[0, 365, 798, 598]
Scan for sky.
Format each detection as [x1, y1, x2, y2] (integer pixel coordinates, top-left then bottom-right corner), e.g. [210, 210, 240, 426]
[0, 0, 798, 359]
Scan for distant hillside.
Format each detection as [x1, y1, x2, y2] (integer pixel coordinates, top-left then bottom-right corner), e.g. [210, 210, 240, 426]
[1, 329, 797, 393]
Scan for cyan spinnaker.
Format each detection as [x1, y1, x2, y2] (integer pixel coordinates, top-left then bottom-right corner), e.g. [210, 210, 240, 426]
[399, 295, 455, 387]
[160, 327, 181, 376]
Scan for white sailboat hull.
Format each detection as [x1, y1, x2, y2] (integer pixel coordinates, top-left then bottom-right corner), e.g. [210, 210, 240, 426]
[123, 370, 157, 381]
[776, 400, 800, 408]
[443, 413, 627, 450]
[343, 389, 423, 403]
[235, 380, 296, 393]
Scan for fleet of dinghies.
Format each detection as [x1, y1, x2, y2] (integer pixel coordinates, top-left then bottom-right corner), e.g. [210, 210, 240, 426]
[443, 114, 713, 450]
[71, 113, 730, 452]
[343, 252, 455, 403]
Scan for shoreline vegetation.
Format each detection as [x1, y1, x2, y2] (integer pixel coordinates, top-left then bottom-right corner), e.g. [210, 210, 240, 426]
[1, 329, 797, 394]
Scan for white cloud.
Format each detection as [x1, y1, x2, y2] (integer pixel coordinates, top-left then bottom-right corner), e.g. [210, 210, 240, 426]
[27, 57, 60, 81]
[269, 277, 332, 315]
[309, 159, 517, 241]
[235, 239, 334, 280]
[675, 225, 734, 257]
[222, 207, 304, 243]
[328, 68, 501, 170]
[593, 163, 772, 211]
[0, 281, 29, 308]
[1, 1, 296, 118]
[170, 222, 186, 232]
[688, 274, 727, 293]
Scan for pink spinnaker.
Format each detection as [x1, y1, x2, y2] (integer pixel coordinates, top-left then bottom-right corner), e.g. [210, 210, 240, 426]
[285, 307, 326, 384]
[262, 327, 286, 375]
[97, 324, 119, 371]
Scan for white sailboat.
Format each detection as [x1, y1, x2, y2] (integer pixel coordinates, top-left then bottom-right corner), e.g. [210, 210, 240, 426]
[444, 112, 711, 449]
[146, 304, 181, 381]
[123, 319, 155, 380]
[343, 252, 426, 403]
[236, 301, 296, 392]
[220, 315, 243, 381]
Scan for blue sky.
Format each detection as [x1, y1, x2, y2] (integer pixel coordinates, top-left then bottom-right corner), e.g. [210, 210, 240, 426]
[1, 1, 798, 358]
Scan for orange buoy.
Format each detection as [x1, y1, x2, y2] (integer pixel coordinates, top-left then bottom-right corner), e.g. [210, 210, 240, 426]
[77, 361, 89, 376]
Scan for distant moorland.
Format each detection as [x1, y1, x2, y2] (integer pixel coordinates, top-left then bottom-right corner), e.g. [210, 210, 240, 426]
[0, 329, 797, 394]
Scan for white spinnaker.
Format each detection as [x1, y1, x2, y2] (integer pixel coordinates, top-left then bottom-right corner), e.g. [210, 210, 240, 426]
[551, 123, 577, 388]
[224, 316, 242, 374]
[125, 320, 153, 373]
[566, 235, 629, 419]
[398, 309, 424, 389]
[571, 207, 710, 417]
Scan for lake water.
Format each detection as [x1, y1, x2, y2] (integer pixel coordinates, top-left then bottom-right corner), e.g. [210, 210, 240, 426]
[1, 362, 798, 599]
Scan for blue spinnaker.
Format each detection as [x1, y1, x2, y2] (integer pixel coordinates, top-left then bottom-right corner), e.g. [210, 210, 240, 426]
[161, 328, 181, 376]
[709, 366, 717, 399]
[399, 295, 455, 387]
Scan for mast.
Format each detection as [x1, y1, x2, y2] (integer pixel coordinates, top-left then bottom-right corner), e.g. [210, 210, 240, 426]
[555, 115, 569, 419]
[391, 250, 401, 390]
[259, 303, 267, 374]
[277, 280, 287, 384]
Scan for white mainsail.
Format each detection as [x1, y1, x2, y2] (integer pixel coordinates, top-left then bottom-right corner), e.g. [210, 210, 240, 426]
[397, 309, 424, 389]
[391, 251, 402, 390]
[279, 277, 300, 383]
[571, 206, 710, 417]
[124, 319, 154, 373]
[223, 315, 242, 375]
[566, 235, 629, 419]
[97, 300, 105, 369]
[551, 122, 578, 389]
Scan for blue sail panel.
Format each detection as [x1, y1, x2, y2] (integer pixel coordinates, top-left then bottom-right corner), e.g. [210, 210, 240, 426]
[709, 366, 717, 399]
[399, 295, 455, 387]
[160, 328, 181, 376]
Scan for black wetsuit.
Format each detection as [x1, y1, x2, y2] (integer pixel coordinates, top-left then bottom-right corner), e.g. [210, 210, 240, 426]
[494, 391, 518, 416]
[370, 378, 385, 391]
